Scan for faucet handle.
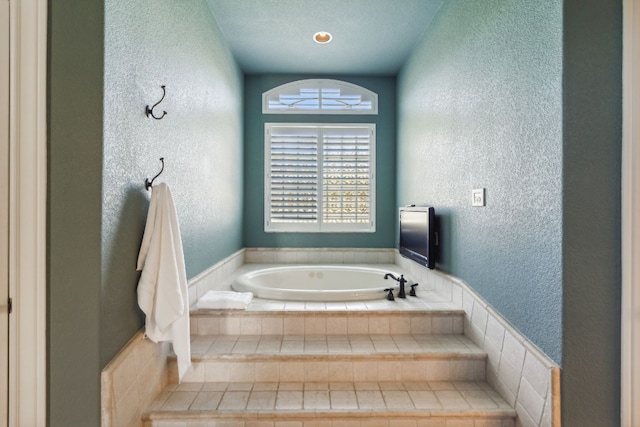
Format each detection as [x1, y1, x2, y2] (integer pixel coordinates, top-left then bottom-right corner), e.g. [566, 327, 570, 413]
[384, 288, 395, 301]
[409, 283, 419, 297]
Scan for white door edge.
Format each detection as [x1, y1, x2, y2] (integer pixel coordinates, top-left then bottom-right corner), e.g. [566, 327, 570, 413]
[7, 1, 47, 426]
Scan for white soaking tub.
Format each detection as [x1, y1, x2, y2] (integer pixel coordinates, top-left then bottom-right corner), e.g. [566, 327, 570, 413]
[232, 265, 405, 301]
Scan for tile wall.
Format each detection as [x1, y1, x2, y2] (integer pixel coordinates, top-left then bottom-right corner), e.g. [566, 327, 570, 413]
[395, 254, 561, 427]
[101, 332, 170, 427]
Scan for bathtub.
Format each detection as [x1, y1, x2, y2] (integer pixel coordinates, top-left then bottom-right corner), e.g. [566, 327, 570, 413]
[231, 265, 405, 301]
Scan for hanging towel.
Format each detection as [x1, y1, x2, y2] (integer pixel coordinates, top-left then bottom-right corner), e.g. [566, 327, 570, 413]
[136, 182, 191, 381]
[196, 290, 254, 310]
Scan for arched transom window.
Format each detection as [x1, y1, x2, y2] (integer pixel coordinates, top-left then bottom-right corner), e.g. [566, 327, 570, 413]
[263, 79, 378, 114]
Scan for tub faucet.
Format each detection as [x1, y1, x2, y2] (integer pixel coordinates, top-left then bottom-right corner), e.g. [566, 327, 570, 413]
[384, 273, 407, 298]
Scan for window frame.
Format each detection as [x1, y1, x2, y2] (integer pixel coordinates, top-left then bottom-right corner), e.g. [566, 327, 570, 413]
[262, 79, 378, 115]
[264, 122, 376, 233]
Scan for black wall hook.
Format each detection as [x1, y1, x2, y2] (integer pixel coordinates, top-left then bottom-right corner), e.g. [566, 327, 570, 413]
[145, 157, 165, 190]
[145, 85, 167, 120]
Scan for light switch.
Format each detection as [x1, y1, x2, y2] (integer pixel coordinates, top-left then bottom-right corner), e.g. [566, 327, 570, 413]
[472, 188, 485, 207]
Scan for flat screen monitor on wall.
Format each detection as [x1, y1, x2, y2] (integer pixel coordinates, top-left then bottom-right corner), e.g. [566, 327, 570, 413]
[398, 206, 436, 269]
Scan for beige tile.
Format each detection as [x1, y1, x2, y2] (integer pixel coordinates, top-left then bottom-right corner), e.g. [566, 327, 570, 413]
[189, 391, 223, 410]
[276, 390, 303, 410]
[255, 362, 281, 382]
[425, 360, 451, 381]
[400, 360, 427, 381]
[303, 390, 331, 409]
[218, 390, 250, 410]
[450, 360, 478, 381]
[196, 317, 220, 335]
[352, 362, 378, 381]
[409, 390, 442, 409]
[305, 317, 327, 335]
[304, 361, 329, 381]
[284, 317, 306, 335]
[218, 317, 241, 335]
[348, 317, 369, 334]
[115, 376, 142, 427]
[435, 390, 470, 409]
[247, 390, 277, 410]
[262, 317, 284, 335]
[411, 316, 432, 334]
[279, 361, 304, 382]
[330, 390, 358, 409]
[161, 391, 198, 411]
[328, 361, 354, 381]
[327, 316, 349, 335]
[377, 361, 403, 381]
[389, 315, 411, 334]
[382, 390, 414, 410]
[370, 316, 391, 334]
[356, 389, 385, 409]
[460, 390, 499, 409]
[112, 352, 138, 405]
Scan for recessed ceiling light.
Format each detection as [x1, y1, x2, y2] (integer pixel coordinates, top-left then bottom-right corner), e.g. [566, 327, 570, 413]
[313, 31, 332, 44]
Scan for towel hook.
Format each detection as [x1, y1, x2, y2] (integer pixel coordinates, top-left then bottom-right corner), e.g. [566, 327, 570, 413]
[145, 85, 167, 120]
[145, 157, 165, 190]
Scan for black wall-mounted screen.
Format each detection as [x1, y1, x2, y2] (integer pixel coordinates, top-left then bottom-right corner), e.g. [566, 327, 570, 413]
[398, 206, 436, 269]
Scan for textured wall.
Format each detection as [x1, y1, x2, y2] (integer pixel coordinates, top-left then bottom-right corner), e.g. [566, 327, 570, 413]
[398, 0, 563, 362]
[243, 74, 396, 249]
[49, 1, 243, 426]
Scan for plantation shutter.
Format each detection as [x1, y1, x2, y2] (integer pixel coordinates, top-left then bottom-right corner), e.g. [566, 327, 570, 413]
[322, 127, 372, 224]
[265, 123, 375, 232]
[266, 126, 319, 226]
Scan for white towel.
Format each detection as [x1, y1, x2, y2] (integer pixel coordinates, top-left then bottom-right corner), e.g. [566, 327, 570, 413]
[196, 290, 253, 310]
[136, 182, 191, 381]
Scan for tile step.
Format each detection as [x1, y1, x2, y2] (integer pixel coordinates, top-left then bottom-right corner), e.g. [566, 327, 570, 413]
[142, 381, 516, 427]
[190, 310, 466, 336]
[170, 334, 487, 383]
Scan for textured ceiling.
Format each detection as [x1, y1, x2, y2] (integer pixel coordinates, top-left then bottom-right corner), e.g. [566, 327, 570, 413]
[205, 0, 443, 76]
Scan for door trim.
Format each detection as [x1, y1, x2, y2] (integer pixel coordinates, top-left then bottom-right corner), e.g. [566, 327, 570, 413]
[622, 0, 640, 425]
[7, 1, 47, 425]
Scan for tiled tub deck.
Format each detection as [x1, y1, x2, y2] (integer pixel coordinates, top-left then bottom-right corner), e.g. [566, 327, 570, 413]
[102, 249, 560, 427]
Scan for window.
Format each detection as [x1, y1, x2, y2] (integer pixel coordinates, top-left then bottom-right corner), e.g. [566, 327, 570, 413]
[265, 123, 376, 232]
[263, 79, 378, 114]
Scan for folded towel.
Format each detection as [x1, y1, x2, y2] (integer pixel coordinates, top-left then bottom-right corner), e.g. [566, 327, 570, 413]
[196, 290, 254, 310]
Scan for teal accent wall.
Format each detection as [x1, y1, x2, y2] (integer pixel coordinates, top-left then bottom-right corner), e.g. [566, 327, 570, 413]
[398, 0, 621, 425]
[243, 75, 396, 248]
[48, 1, 243, 425]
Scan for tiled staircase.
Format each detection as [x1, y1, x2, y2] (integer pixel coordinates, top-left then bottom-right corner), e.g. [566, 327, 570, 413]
[140, 302, 516, 427]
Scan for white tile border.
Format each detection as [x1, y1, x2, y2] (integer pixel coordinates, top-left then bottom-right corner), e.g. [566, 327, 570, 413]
[398, 254, 561, 427]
